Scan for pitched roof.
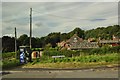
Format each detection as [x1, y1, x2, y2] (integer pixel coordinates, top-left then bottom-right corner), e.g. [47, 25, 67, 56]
[66, 34, 83, 44]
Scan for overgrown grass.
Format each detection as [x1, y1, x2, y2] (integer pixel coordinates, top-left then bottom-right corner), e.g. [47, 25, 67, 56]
[42, 46, 120, 57]
[2, 52, 15, 59]
[40, 53, 118, 63]
[2, 58, 20, 69]
[2, 46, 119, 69]
[23, 61, 118, 69]
[23, 53, 118, 68]
[2, 52, 20, 69]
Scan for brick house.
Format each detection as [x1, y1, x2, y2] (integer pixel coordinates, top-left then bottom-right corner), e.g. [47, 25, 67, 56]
[99, 35, 120, 47]
[58, 34, 98, 50]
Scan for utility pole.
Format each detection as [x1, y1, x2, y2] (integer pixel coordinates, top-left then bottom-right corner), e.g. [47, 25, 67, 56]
[15, 27, 17, 58]
[30, 8, 32, 49]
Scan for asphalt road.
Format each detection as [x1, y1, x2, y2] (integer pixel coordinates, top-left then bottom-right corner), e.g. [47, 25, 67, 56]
[2, 68, 119, 78]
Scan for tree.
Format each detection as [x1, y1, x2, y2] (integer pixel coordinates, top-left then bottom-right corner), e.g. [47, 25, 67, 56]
[85, 25, 120, 40]
[2, 36, 15, 52]
[68, 27, 85, 39]
[45, 32, 60, 47]
[18, 34, 28, 46]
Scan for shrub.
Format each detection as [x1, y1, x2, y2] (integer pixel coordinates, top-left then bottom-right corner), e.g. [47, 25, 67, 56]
[90, 48, 101, 54]
[2, 52, 15, 59]
[40, 53, 118, 64]
[43, 50, 80, 57]
[2, 59, 20, 69]
[43, 50, 62, 56]
[90, 46, 120, 55]
[109, 46, 120, 53]
[70, 58, 76, 62]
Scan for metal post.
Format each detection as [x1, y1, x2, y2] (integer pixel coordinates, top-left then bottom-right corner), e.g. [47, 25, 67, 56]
[15, 27, 17, 58]
[30, 8, 32, 49]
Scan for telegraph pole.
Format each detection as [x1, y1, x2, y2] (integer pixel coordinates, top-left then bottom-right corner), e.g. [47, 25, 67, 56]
[15, 27, 17, 58]
[30, 8, 32, 49]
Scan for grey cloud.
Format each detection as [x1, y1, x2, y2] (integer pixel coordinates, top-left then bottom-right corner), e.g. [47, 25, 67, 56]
[2, 0, 119, 2]
[2, 2, 118, 37]
[90, 19, 107, 22]
[35, 22, 44, 27]
[5, 27, 13, 30]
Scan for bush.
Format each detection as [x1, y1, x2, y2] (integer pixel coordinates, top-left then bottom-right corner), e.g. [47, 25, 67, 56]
[70, 58, 76, 62]
[31, 48, 43, 51]
[43, 49, 80, 57]
[90, 48, 101, 54]
[2, 52, 15, 59]
[43, 50, 62, 56]
[2, 59, 20, 69]
[109, 46, 120, 53]
[40, 53, 118, 64]
[89, 46, 120, 55]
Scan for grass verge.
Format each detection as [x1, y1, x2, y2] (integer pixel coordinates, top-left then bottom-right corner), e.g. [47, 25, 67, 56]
[22, 62, 118, 69]
[22, 53, 119, 69]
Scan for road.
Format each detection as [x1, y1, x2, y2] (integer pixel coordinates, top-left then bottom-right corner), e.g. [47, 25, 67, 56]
[1, 67, 119, 79]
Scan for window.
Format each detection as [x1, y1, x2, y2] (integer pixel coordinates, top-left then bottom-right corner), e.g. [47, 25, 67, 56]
[73, 37, 77, 42]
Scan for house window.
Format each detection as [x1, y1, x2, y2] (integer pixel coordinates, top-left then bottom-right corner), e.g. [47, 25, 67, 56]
[73, 37, 77, 42]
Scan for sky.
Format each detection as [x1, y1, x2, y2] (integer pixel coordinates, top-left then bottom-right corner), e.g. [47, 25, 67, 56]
[1, 0, 119, 38]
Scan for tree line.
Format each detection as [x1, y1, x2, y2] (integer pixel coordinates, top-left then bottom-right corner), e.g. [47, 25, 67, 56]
[2, 25, 120, 52]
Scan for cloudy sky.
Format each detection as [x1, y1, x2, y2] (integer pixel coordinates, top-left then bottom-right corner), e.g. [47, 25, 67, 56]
[1, 1, 119, 38]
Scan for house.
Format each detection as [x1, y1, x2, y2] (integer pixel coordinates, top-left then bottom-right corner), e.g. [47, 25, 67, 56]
[66, 34, 83, 44]
[58, 34, 99, 50]
[70, 41, 98, 50]
[99, 35, 120, 47]
[57, 41, 70, 50]
[58, 34, 120, 50]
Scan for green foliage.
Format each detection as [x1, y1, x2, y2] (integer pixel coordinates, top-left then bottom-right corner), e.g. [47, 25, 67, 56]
[31, 58, 40, 65]
[2, 25, 120, 52]
[44, 43, 52, 50]
[17, 34, 31, 47]
[2, 52, 21, 69]
[90, 46, 120, 54]
[2, 59, 20, 69]
[2, 36, 15, 52]
[42, 45, 120, 58]
[43, 50, 62, 56]
[2, 52, 15, 59]
[40, 53, 118, 63]
[109, 46, 120, 53]
[31, 48, 43, 51]
[43, 49, 80, 57]
[61, 50, 80, 57]
[85, 25, 120, 39]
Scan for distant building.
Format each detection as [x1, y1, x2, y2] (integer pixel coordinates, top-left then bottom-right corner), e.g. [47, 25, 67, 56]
[99, 35, 120, 47]
[57, 34, 120, 50]
[88, 38, 96, 42]
[58, 34, 98, 50]
[70, 41, 98, 50]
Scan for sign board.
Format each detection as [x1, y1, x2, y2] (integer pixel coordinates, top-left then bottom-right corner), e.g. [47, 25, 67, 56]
[52, 55, 65, 58]
[19, 46, 32, 63]
[20, 48, 25, 63]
